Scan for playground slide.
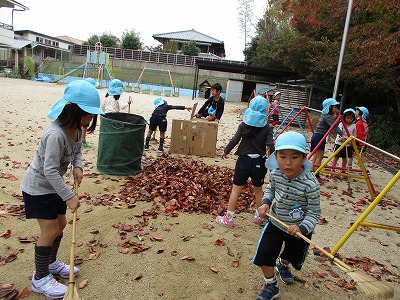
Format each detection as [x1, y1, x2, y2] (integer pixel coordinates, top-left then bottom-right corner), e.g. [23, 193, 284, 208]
[105, 63, 114, 81]
[50, 63, 86, 83]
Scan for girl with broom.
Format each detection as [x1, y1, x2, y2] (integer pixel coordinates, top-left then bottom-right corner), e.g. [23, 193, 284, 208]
[20, 80, 104, 299]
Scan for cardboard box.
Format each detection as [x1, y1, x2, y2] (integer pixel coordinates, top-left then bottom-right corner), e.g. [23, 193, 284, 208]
[190, 120, 218, 157]
[170, 103, 218, 157]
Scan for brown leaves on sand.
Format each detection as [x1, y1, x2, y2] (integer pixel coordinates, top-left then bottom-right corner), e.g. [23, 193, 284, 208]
[105, 154, 255, 215]
[0, 284, 29, 299]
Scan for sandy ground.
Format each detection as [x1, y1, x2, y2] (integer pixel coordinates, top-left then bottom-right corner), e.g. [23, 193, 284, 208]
[0, 77, 399, 300]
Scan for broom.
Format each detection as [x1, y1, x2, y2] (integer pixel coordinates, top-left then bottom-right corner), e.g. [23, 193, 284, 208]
[63, 184, 83, 300]
[266, 213, 394, 299]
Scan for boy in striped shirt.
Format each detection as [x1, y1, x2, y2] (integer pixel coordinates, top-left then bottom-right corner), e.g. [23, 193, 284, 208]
[253, 131, 321, 300]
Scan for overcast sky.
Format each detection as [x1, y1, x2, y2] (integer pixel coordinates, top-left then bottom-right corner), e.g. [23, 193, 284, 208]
[0, 0, 266, 61]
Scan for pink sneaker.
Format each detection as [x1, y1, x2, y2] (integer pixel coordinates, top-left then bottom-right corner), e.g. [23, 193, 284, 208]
[215, 215, 234, 228]
[317, 177, 324, 185]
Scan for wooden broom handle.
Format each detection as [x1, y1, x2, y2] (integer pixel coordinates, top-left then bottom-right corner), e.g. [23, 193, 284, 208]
[266, 213, 353, 272]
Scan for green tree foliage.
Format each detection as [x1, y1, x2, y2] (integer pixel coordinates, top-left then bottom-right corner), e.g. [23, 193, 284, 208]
[163, 41, 179, 54]
[83, 34, 99, 45]
[24, 56, 35, 77]
[244, 1, 296, 69]
[121, 29, 143, 50]
[84, 32, 118, 47]
[181, 41, 201, 56]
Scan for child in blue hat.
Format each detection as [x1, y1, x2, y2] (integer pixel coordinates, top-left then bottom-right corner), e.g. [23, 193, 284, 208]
[81, 77, 100, 148]
[355, 106, 370, 173]
[330, 108, 356, 172]
[101, 79, 131, 113]
[215, 96, 275, 227]
[20, 80, 104, 299]
[310, 98, 348, 184]
[253, 131, 321, 300]
[144, 97, 192, 152]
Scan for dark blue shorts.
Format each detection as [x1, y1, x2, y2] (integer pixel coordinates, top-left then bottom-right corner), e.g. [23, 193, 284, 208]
[233, 155, 267, 187]
[333, 144, 353, 158]
[311, 133, 326, 152]
[252, 221, 312, 270]
[149, 115, 167, 132]
[23, 192, 67, 220]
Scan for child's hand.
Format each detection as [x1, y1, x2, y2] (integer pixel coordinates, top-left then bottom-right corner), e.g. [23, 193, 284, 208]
[66, 195, 80, 213]
[221, 153, 228, 159]
[73, 167, 83, 185]
[287, 225, 301, 237]
[258, 204, 270, 218]
[186, 107, 192, 111]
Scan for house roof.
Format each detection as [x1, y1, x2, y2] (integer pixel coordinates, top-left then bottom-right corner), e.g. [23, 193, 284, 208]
[57, 36, 84, 45]
[153, 29, 224, 45]
[0, 0, 29, 10]
[15, 30, 75, 44]
[0, 37, 33, 49]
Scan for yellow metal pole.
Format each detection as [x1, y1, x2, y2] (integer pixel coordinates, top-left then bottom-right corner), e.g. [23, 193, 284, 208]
[315, 136, 353, 174]
[331, 170, 400, 255]
[359, 221, 400, 232]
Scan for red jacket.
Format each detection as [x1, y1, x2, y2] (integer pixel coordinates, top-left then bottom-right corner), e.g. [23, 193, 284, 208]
[355, 119, 368, 147]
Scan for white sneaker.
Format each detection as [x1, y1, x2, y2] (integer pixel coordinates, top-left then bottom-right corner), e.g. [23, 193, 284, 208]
[49, 260, 79, 278]
[31, 273, 67, 299]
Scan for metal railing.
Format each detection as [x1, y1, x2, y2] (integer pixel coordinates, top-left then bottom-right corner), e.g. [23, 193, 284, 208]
[0, 22, 13, 30]
[70, 44, 246, 67]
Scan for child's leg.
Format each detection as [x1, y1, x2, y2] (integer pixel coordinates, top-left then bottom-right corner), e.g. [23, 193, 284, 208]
[146, 130, 153, 138]
[341, 158, 347, 171]
[227, 184, 243, 213]
[253, 186, 263, 209]
[49, 215, 67, 263]
[331, 157, 338, 169]
[257, 266, 280, 299]
[35, 219, 61, 279]
[158, 131, 165, 151]
[216, 184, 242, 227]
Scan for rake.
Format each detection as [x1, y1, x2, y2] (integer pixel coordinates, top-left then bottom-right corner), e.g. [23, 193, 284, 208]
[63, 184, 83, 300]
[266, 213, 394, 299]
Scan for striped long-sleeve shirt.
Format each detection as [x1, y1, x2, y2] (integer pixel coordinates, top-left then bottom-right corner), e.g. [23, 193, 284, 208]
[262, 169, 321, 235]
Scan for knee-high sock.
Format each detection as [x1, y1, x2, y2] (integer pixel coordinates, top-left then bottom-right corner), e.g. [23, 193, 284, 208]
[49, 234, 63, 264]
[35, 245, 52, 279]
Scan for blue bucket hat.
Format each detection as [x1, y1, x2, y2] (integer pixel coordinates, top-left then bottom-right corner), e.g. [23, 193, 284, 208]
[242, 96, 269, 127]
[85, 77, 99, 88]
[154, 97, 165, 108]
[343, 108, 356, 116]
[48, 80, 104, 120]
[322, 98, 340, 114]
[108, 79, 124, 96]
[265, 131, 312, 170]
[355, 106, 369, 122]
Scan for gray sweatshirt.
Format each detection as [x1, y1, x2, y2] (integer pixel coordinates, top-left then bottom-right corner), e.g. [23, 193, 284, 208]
[315, 114, 345, 136]
[21, 120, 82, 201]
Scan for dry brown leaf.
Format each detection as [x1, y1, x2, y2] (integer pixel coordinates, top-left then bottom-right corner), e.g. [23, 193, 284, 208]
[181, 256, 195, 261]
[210, 267, 218, 273]
[78, 279, 89, 289]
[88, 252, 101, 260]
[18, 287, 30, 298]
[232, 260, 239, 268]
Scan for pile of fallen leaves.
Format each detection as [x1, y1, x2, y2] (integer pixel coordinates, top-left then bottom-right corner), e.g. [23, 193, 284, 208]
[115, 154, 256, 215]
